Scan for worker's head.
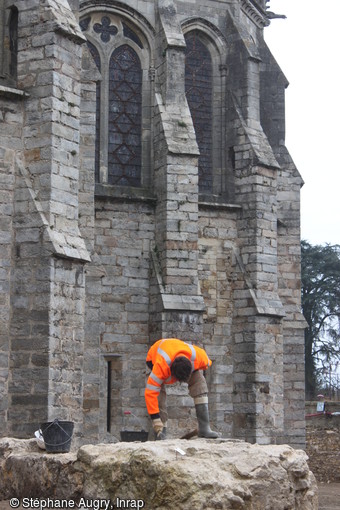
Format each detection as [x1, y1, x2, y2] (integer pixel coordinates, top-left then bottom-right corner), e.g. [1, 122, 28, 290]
[171, 356, 192, 382]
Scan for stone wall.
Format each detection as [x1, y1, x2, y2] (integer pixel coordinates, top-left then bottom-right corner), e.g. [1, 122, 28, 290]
[0, 0, 306, 448]
[0, 123, 19, 435]
[198, 204, 238, 436]
[87, 197, 157, 441]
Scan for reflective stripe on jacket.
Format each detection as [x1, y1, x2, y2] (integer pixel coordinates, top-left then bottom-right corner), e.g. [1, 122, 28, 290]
[145, 338, 212, 416]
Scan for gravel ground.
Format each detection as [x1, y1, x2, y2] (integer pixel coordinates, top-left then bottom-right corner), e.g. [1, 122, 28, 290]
[318, 483, 340, 510]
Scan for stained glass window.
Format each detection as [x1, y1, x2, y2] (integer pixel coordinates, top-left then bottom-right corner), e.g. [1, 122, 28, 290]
[122, 22, 143, 49]
[87, 42, 101, 183]
[9, 7, 18, 81]
[108, 45, 142, 187]
[185, 32, 213, 194]
[93, 16, 118, 43]
[0, 6, 18, 86]
[80, 13, 148, 189]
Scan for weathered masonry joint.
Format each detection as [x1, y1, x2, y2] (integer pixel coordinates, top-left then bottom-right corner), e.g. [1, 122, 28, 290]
[0, 0, 306, 448]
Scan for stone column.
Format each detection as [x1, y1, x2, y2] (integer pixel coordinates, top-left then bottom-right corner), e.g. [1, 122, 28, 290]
[0, 146, 17, 435]
[233, 159, 285, 444]
[225, 11, 285, 443]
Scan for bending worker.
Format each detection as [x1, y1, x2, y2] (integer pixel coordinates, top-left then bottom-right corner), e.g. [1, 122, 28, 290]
[145, 338, 218, 440]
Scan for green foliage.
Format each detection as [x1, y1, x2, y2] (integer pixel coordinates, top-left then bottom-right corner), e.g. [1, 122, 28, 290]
[301, 241, 340, 398]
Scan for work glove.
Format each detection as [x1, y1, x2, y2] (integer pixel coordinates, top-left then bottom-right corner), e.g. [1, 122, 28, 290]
[152, 418, 165, 440]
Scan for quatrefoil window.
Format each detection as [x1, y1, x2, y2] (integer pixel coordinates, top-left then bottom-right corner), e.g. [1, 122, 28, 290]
[93, 16, 118, 42]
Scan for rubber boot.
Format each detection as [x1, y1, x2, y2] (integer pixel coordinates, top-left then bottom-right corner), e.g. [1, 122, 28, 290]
[195, 403, 219, 438]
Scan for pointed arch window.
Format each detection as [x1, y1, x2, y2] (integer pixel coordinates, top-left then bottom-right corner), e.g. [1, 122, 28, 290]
[185, 31, 213, 194]
[87, 41, 101, 182]
[183, 25, 233, 201]
[80, 13, 152, 191]
[108, 45, 142, 186]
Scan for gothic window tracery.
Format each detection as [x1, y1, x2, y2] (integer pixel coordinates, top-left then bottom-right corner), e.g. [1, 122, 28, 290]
[80, 12, 150, 189]
[93, 16, 118, 43]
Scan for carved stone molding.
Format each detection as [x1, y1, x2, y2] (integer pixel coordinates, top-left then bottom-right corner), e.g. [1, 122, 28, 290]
[181, 16, 227, 46]
[240, 0, 270, 28]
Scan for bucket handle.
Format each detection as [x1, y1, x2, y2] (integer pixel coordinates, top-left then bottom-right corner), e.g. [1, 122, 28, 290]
[123, 410, 146, 432]
[42, 419, 73, 447]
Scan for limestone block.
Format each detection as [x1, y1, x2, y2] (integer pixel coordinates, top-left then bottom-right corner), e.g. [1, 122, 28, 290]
[0, 438, 81, 500]
[0, 438, 317, 509]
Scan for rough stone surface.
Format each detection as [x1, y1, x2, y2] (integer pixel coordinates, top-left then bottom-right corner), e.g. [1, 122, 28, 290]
[0, 438, 318, 509]
[0, 438, 83, 499]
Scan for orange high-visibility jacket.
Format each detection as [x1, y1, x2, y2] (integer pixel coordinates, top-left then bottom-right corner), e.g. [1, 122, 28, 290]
[145, 338, 212, 417]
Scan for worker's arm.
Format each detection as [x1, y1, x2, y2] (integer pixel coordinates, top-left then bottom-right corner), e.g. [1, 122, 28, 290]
[145, 371, 162, 417]
[145, 363, 168, 438]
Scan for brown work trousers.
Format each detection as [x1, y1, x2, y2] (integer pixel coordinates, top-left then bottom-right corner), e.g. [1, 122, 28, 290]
[157, 370, 208, 424]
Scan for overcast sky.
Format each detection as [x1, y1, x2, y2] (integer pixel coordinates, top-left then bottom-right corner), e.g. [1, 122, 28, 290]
[264, 0, 340, 247]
